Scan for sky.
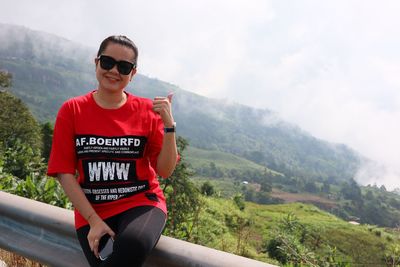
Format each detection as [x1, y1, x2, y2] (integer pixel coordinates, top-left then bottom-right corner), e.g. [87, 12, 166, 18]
[1, 0, 400, 189]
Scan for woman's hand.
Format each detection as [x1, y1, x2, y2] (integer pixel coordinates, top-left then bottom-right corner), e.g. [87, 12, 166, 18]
[153, 92, 174, 127]
[153, 92, 178, 178]
[55, 174, 115, 258]
[87, 214, 115, 258]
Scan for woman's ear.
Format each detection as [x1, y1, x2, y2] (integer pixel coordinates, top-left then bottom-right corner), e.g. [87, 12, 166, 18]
[130, 68, 137, 81]
[94, 58, 99, 71]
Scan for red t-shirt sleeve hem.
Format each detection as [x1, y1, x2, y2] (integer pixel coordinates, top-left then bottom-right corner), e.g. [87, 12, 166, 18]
[47, 168, 76, 177]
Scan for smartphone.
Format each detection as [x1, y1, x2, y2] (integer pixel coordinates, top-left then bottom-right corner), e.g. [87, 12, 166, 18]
[99, 235, 114, 261]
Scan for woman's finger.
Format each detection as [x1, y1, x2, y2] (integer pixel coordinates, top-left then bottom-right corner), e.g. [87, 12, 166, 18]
[89, 240, 93, 252]
[108, 229, 116, 239]
[154, 99, 170, 106]
[167, 92, 173, 103]
[93, 238, 100, 258]
[153, 103, 170, 112]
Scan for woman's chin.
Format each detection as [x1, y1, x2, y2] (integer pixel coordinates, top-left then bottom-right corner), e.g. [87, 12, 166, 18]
[98, 83, 124, 92]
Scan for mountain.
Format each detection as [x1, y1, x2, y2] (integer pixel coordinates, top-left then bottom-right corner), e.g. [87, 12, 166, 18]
[0, 23, 362, 183]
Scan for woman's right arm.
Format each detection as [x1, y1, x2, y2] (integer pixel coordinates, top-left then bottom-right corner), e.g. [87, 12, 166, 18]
[57, 173, 115, 258]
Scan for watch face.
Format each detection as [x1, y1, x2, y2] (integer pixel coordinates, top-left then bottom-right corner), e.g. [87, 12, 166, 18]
[164, 122, 176, 133]
[164, 126, 175, 133]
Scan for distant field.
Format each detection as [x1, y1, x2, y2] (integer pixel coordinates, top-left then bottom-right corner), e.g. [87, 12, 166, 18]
[270, 188, 338, 209]
[184, 145, 281, 175]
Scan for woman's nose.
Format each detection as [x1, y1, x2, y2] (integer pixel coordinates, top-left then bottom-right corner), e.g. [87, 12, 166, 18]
[109, 64, 119, 74]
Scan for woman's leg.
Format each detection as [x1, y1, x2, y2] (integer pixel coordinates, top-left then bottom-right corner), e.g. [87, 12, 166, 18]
[103, 206, 166, 267]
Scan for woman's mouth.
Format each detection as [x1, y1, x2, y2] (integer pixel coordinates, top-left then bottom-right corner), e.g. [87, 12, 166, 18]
[105, 75, 120, 82]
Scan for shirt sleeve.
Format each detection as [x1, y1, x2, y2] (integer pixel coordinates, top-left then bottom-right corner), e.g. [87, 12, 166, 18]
[47, 101, 77, 177]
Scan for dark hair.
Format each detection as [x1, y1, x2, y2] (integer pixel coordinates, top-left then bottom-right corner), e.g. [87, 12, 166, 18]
[97, 35, 139, 63]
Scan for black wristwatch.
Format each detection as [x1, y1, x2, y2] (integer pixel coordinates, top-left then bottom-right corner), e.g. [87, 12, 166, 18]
[164, 122, 176, 133]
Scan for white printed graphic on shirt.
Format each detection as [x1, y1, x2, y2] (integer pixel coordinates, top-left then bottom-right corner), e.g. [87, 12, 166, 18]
[76, 134, 149, 204]
[75, 135, 147, 159]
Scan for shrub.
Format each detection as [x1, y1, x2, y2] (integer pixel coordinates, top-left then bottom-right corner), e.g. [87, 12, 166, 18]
[201, 181, 215, 196]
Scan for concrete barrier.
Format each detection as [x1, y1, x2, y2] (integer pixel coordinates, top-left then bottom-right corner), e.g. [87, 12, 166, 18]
[0, 191, 276, 267]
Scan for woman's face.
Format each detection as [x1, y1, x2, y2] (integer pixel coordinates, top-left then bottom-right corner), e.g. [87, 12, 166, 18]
[95, 42, 137, 93]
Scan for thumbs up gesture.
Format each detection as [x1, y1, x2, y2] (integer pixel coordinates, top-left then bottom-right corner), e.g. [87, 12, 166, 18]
[153, 92, 174, 127]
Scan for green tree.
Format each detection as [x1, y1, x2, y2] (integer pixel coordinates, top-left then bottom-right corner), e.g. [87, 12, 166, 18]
[200, 181, 215, 196]
[0, 91, 43, 178]
[260, 177, 272, 192]
[0, 70, 12, 88]
[266, 232, 317, 266]
[0, 73, 44, 178]
[255, 191, 272, 204]
[321, 181, 331, 194]
[41, 122, 53, 162]
[304, 181, 319, 193]
[0, 91, 42, 150]
[208, 162, 224, 178]
[3, 139, 45, 179]
[384, 244, 400, 267]
[233, 193, 245, 211]
[340, 179, 362, 203]
[160, 136, 202, 240]
[244, 186, 255, 202]
[224, 214, 253, 256]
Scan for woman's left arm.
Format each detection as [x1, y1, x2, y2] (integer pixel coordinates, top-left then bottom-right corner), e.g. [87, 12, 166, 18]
[153, 93, 178, 178]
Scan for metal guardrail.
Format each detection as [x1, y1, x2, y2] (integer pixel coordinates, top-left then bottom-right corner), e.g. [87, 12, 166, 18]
[0, 191, 276, 267]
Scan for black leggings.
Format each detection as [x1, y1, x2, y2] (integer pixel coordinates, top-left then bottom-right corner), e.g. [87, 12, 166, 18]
[76, 206, 166, 267]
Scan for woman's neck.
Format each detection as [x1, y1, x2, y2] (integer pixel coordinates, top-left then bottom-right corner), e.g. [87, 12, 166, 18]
[93, 89, 127, 109]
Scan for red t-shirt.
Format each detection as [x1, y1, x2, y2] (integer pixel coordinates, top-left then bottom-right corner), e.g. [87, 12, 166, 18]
[47, 91, 167, 229]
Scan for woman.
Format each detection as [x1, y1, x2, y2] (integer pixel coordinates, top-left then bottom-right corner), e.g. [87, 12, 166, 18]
[47, 35, 178, 267]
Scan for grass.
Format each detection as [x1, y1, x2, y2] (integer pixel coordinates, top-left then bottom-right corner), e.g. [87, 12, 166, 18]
[193, 197, 400, 266]
[193, 196, 279, 264]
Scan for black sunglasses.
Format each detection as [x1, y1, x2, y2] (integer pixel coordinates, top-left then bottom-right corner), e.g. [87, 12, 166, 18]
[97, 55, 136, 75]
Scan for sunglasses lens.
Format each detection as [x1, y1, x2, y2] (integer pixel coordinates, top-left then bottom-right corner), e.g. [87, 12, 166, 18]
[99, 56, 115, 70]
[99, 55, 135, 75]
[117, 61, 134, 75]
